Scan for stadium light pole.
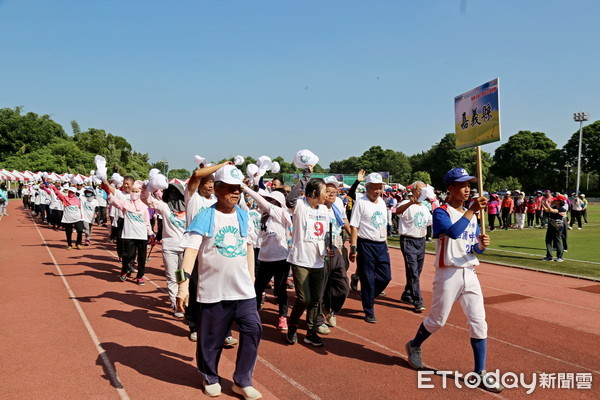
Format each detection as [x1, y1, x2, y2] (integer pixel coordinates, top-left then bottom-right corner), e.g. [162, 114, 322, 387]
[572, 112, 588, 195]
[564, 162, 572, 191]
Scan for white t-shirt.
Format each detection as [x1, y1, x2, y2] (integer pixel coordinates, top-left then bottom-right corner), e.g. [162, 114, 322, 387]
[185, 191, 217, 227]
[122, 207, 150, 240]
[287, 198, 328, 269]
[48, 190, 63, 210]
[350, 194, 388, 242]
[397, 200, 432, 239]
[180, 210, 255, 303]
[434, 205, 480, 269]
[62, 204, 83, 223]
[81, 199, 99, 223]
[96, 189, 107, 207]
[247, 209, 262, 248]
[258, 204, 291, 262]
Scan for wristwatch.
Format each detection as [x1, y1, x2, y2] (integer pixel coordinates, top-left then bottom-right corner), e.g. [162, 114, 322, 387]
[350, 245, 357, 253]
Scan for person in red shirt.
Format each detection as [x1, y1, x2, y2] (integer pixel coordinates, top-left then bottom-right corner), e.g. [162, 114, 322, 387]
[526, 196, 536, 228]
[500, 192, 514, 230]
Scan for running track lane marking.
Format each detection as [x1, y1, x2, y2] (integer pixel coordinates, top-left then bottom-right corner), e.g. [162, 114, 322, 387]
[486, 247, 600, 265]
[334, 326, 507, 399]
[99, 245, 324, 400]
[386, 255, 600, 312]
[32, 217, 131, 400]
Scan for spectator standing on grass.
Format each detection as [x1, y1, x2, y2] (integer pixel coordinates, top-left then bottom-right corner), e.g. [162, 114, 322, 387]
[534, 191, 543, 227]
[541, 195, 567, 262]
[580, 194, 588, 224]
[514, 191, 526, 230]
[487, 194, 500, 232]
[569, 193, 584, 230]
[526, 196, 536, 228]
[500, 191, 513, 230]
[540, 190, 552, 228]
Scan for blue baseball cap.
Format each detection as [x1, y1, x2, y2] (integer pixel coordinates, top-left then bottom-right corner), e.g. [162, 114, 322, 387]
[443, 168, 477, 186]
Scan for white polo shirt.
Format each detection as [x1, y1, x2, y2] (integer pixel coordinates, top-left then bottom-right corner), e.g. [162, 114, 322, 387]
[350, 194, 387, 242]
[397, 200, 432, 239]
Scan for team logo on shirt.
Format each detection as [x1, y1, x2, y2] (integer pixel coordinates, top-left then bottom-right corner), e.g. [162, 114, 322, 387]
[371, 211, 386, 228]
[414, 211, 426, 228]
[214, 225, 247, 258]
[127, 211, 144, 223]
[169, 212, 186, 229]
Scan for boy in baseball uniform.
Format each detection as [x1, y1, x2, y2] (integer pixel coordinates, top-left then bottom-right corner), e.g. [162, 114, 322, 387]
[405, 167, 503, 393]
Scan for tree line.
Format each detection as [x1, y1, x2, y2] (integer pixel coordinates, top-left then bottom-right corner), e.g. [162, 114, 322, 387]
[1, 106, 598, 193]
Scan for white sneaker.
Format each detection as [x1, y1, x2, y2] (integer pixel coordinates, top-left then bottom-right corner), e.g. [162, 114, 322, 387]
[317, 324, 331, 335]
[203, 382, 222, 397]
[232, 384, 262, 400]
[325, 313, 337, 327]
[224, 335, 239, 347]
[173, 310, 184, 319]
[189, 331, 197, 342]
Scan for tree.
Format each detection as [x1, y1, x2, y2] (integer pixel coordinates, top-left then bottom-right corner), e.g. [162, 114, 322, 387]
[329, 146, 411, 183]
[562, 120, 600, 176]
[411, 133, 491, 189]
[71, 120, 81, 135]
[168, 168, 191, 180]
[487, 176, 522, 193]
[0, 107, 67, 160]
[411, 171, 431, 185]
[492, 130, 559, 191]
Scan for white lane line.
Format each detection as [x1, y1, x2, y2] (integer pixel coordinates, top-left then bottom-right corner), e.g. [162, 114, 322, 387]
[335, 326, 507, 399]
[32, 217, 130, 400]
[100, 245, 322, 400]
[486, 248, 600, 266]
[386, 252, 600, 311]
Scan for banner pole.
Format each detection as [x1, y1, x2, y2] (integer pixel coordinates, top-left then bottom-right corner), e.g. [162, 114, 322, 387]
[476, 146, 486, 235]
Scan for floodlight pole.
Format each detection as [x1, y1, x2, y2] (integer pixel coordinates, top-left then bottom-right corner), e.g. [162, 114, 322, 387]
[573, 112, 588, 195]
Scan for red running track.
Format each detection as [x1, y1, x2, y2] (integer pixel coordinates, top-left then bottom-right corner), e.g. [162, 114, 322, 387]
[0, 201, 598, 399]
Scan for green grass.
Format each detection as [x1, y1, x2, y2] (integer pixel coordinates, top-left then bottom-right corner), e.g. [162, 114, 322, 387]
[389, 204, 600, 279]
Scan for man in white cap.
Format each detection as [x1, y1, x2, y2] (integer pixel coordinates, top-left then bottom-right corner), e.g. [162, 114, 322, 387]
[396, 181, 432, 313]
[349, 172, 391, 323]
[176, 165, 262, 400]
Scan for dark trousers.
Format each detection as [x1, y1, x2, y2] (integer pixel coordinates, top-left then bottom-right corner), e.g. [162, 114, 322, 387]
[535, 210, 543, 226]
[116, 217, 125, 258]
[570, 210, 582, 229]
[22, 195, 29, 209]
[122, 239, 147, 279]
[254, 259, 290, 316]
[527, 213, 535, 227]
[196, 298, 261, 387]
[289, 265, 324, 332]
[501, 208, 511, 229]
[357, 238, 391, 317]
[561, 217, 568, 251]
[545, 224, 564, 259]
[541, 211, 549, 228]
[49, 209, 62, 227]
[96, 206, 107, 225]
[64, 221, 84, 247]
[399, 235, 426, 305]
[488, 214, 498, 230]
[40, 204, 49, 222]
[185, 260, 200, 332]
[317, 248, 350, 326]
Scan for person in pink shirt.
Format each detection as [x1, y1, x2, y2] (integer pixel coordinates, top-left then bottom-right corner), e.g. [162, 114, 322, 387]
[49, 184, 84, 249]
[487, 194, 500, 232]
[104, 179, 154, 285]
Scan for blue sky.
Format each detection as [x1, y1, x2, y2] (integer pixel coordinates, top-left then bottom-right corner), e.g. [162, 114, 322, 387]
[1, 0, 598, 172]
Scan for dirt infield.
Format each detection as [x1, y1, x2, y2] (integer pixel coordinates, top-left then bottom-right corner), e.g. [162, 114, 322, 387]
[1, 201, 598, 399]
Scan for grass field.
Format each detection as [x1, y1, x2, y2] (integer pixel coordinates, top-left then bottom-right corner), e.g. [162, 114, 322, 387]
[389, 204, 600, 279]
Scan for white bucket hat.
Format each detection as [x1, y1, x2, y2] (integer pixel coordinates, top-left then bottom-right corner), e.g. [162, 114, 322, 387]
[294, 149, 319, 169]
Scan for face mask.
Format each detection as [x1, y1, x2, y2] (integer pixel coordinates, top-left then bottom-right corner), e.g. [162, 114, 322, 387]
[130, 192, 140, 201]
